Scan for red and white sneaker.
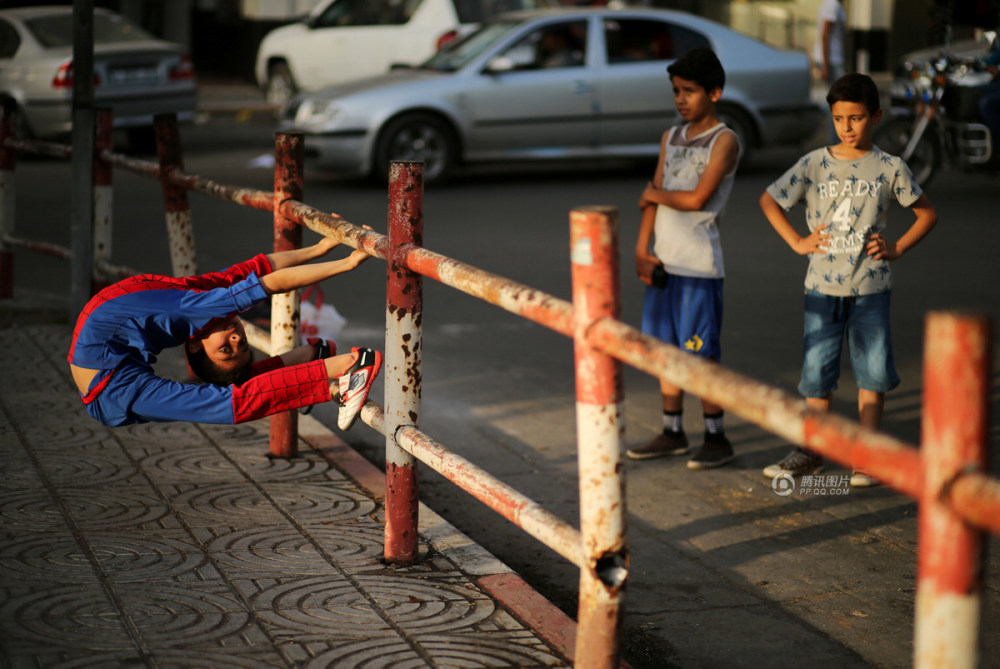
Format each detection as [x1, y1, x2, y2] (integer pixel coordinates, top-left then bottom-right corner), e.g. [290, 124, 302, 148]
[336, 347, 382, 431]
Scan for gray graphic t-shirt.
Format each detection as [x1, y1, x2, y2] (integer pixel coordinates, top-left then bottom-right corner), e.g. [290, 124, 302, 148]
[767, 145, 922, 296]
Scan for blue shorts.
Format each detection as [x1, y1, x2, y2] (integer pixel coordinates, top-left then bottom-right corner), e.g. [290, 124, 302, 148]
[799, 290, 900, 397]
[641, 273, 722, 360]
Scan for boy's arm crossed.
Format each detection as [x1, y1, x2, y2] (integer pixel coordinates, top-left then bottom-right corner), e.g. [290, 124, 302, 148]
[865, 194, 938, 260]
[640, 131, 739, 211]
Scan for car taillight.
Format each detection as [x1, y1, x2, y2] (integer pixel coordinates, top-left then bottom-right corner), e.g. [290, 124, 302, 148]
[52, 61, 100, 88]
[436, 30, 458, 50]
[169, 55, 194, 81]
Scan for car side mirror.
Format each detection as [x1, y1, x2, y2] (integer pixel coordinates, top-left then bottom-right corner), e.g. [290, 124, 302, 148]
[486, 56, 515, 73]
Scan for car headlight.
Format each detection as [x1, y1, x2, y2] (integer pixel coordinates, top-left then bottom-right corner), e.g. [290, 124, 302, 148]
[292, 98, 342, 129]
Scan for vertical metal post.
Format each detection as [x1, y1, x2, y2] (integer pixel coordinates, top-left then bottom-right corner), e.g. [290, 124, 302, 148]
[570, 205, 627, 668]
[92, 109, 113, 292]
[915, 311, 991, 669]
[70, 0, 95, 318]
[0, 99, 15, 299]
[383, 160, 423, 565]
[269, 132, 304, 458]
[154, 113, 196, 277]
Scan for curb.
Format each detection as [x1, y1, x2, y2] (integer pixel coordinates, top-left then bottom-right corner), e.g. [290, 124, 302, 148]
[297, 413, 580, 665]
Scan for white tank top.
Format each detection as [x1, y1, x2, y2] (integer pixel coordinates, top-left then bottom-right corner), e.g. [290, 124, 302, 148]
[652, 123, 738, 279]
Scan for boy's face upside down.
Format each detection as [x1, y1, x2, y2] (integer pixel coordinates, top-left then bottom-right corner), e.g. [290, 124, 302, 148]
[195, 316, 252, 374]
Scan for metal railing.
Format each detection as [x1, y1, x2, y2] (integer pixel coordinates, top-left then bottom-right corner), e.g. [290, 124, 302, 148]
[0, 108, 997, 669]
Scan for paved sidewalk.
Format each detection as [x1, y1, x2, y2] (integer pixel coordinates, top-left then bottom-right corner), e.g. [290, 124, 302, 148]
[0, 324, 575, 668]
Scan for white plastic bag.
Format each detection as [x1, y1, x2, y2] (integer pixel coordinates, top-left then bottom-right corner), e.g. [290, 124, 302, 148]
[300, 285, 346, 341]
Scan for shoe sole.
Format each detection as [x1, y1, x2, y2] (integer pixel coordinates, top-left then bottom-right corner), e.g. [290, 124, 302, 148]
[762, 464, 824, 479]
[687, 454, 735, 470]
[626, 447, 690, 460]
[337, 350, 382, 431]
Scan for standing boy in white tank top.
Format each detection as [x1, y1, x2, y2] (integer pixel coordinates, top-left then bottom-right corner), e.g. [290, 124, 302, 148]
[628, 47, 741, 469]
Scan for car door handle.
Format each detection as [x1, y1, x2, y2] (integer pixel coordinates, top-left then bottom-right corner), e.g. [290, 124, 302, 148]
[572, 80, 594, 95]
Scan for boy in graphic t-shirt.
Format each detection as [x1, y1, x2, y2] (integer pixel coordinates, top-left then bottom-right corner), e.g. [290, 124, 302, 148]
[759, 73, 938, 487]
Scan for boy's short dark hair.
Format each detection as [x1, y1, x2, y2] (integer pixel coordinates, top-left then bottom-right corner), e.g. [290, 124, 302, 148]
[826, 73, 881, 114]
[667, 47, 725, 93]
[185, 346, 252, 387]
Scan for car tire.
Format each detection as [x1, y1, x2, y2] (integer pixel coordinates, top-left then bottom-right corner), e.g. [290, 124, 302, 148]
[266, 62, 297, 107]
[0, 99, 30, 139]
[374, 112, 458, 185]
[716, 105, 755, 166]
[873, 116, 939, 188]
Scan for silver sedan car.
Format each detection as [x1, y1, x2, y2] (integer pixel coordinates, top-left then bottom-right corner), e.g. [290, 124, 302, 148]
[281, 7, 822, 183]
[0, 6, 197, 141]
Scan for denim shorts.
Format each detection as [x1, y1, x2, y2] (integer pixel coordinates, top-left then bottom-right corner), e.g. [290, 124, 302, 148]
[641, 273, 722, 361]
[798, 290, 900, 397]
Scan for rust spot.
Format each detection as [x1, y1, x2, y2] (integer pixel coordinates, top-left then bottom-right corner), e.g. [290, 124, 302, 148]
[409, 410, 418, 422]
[402, 333, 411, 343]
[397, 308, 408, 319]
[402, 283, 411, 295]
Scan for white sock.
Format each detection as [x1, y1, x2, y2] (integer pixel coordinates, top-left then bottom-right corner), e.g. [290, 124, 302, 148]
[704, 412, 724, 435]
[662, 411, 683, 433]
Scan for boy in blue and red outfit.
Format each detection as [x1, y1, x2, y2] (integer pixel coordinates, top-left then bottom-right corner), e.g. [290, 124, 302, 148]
[68, 235, 381, 431]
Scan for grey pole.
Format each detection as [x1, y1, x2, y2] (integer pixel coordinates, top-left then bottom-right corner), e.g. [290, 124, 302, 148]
[70, 0, 95, 318]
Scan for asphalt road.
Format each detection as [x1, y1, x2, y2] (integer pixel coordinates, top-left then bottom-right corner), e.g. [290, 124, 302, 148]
[8, 115, 1000, 667]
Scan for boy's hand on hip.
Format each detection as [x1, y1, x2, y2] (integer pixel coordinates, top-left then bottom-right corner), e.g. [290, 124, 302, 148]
[865, 233, 899, 260]
[792, 224, 830, 255]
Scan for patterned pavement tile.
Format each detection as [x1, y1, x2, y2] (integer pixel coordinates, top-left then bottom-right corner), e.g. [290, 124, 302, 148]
[56, 486, 180, 531]
[0, 583, 135, 651]
[260, 482, 379, 524]
[0, 532, 100, 585]
[0, 489, 73, 532]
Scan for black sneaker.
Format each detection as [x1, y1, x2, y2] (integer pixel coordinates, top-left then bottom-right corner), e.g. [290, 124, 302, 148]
[626, 431, 689, 460]
[762, 447, 824, 478]
[687, 432, 735, 470]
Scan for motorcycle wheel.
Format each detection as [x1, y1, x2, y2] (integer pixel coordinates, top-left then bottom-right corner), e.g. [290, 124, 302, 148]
[873, 116, 940, 188]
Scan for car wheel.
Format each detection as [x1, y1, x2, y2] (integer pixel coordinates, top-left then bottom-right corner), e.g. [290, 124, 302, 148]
[0, 99, 29, 139]
[873, 116, 939, 187]
[266, 62, 297, 106]
[374, 113, 457, 185]
[716, 105, 755, 166]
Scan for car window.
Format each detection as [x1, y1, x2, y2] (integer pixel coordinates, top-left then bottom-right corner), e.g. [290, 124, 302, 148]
[603, 18, 710, 63]
[452, 0, 555, 24]
[313, 0, 423, 27]
[0, 20, 20, 58]
[24, 12, 153, 48]
[500, 20, 588, 70]
[422, 19, 520, 71]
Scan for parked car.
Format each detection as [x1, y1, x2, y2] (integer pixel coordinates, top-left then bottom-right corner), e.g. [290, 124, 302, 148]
[279, 7, 822, 183]
[255, 0, 558, 105]
[0, 5, 197, 142]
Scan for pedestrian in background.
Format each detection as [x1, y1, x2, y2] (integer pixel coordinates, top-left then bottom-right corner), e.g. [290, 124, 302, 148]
[628, 47, 741, 470]
[813, 0, 848, 143]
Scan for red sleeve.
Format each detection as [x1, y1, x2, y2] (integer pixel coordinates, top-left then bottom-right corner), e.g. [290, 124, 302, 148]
[231, 359, 330, 423]
[250, 355, 284, 377]
[181, 254, 273, 291]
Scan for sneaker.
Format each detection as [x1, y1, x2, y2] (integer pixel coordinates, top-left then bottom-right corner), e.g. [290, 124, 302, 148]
[626, 431, 689, 460]
[336, 347, 383, 431]
[850, 469, 881, 487]
[687, 432, 735, 470]
[762, 447, 824, 478]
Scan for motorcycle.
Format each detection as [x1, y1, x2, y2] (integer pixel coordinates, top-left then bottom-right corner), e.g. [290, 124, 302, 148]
[875, 31, 998, 187]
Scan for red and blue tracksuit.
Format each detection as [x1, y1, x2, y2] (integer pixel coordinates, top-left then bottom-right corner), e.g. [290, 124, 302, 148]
[68, 254, 330, 427]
